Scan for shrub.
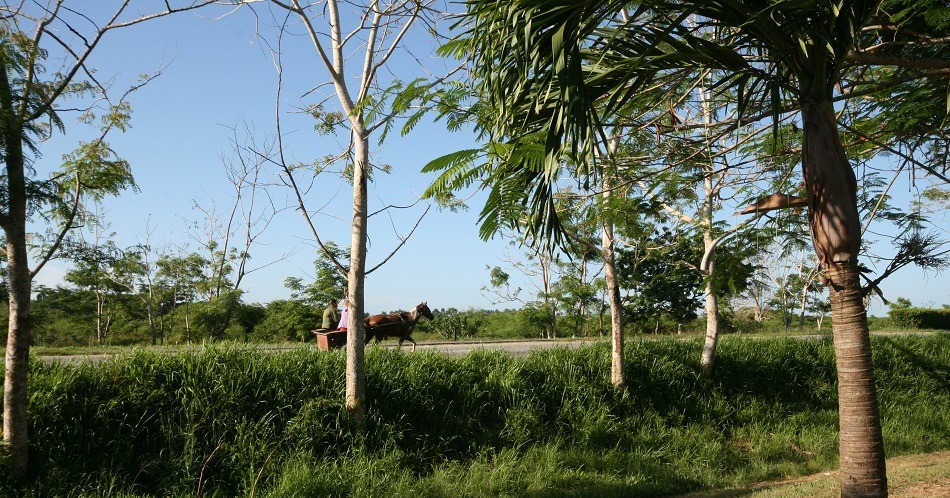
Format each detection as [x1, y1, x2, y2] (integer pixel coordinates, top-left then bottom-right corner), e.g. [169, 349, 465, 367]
[888, 307, 950, 330]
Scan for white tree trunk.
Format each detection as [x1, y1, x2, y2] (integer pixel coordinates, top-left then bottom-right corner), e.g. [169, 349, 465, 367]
[345, 132, 370, 423]
[700, 232, 719, 376]
[3, 227, 31, 478]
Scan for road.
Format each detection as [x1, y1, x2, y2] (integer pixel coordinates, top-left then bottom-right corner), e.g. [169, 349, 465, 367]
[396, 338, 601, 355]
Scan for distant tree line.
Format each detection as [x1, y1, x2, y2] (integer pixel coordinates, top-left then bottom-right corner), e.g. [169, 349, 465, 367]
[8, 241, 937, 348]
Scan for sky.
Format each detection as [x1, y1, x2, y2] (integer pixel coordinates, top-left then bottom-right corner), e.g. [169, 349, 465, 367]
[26, 1, 950, 317]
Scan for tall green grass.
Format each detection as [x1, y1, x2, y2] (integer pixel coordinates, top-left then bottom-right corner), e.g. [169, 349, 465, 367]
[6, 334, 949, 497]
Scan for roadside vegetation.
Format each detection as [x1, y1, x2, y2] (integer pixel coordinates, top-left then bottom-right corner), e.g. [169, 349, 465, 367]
[8, 333, 948, 497]
[26, 300, 945, 355]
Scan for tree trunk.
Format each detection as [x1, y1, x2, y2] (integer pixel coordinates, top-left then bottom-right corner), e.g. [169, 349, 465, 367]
[3, 230, 31, 479]
[802, 100, 887, 497]
[345, 132, 369, 425]
[602, 221, 625, 390]
[799, 284, 808, 329]
[185, 303, 192, 343]
[96, 290, 106, 345]
[828, 264, 887, 497]
[698, 79, 722, 376]
[146, 301, 157, 345]
[598, 297, 606, 336]
[700, 232, 719, 376]
[574, 255, 588, 338]
[1, 61, 32, 476]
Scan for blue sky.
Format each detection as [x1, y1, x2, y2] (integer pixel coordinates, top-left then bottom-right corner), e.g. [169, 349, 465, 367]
[29, 2, 949, 317]
[33, 2, 521, 314]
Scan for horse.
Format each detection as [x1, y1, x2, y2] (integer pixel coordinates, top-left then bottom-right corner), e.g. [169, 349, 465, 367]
[364, 302, 434, 352]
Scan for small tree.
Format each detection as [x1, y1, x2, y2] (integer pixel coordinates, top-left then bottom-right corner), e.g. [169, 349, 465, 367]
[242, 0, 444, 424]
[285, 242, 349, 305]
[428, 308, 482, 341]
[0, 3, 216, 473]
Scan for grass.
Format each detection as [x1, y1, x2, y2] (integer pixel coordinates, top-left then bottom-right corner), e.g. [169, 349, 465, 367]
[8, 333, 950, 497]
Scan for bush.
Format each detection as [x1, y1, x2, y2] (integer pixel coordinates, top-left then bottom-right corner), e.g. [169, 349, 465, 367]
[253, 299, 322, 342]
[888, 307, 950, 330]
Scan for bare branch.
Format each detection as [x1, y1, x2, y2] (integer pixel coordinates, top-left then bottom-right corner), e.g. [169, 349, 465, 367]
[365, 203, 430, 274]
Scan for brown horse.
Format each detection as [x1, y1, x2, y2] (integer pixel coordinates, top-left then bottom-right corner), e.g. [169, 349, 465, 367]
[364, 302, 434, 351]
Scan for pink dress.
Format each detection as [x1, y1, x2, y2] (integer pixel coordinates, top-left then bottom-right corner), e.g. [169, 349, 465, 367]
[337, 306, 349, 330]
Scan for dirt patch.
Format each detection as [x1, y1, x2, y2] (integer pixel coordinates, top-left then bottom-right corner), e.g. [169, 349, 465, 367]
[675, 451, 950, 497]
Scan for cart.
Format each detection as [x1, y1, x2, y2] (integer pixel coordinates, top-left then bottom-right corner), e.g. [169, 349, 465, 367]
[314, 329, 347, 350]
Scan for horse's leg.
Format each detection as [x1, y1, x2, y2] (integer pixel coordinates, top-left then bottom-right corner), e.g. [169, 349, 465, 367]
[408, 336, 416, 352]
[364, 328, 373, 345]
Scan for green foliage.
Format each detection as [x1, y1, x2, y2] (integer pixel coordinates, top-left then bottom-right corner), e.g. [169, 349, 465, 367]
[463, 309, 525, 339]
[253, 299, 322, 342]
[426, 308, 483, 341]
[517, 301, 557, 338]
[284, 242, 348, 306]
[30, 286, 97, 345]
[616, 227, 704, 328]
[13, 335, 950, 496]
[190, 290, 246, 340]
[888, 307, 950, 330]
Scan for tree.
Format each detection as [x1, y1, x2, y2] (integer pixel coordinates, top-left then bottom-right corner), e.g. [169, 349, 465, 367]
[98, 225, 171, 346]
[64, 241, 125, 345]
[0, 1, 215, 476]
[63, 215, 127, 345]
[616, 227, 704, 333]
[155, 251, 206, 343]
[284, 242, 348, 305]
[31, 285, 96, 345]
[240, 0, 444, 423]
[482, 239, 560, 338]
[253, 299, 320, 342]
[428, 307, 482, 341]
[185, 123, 288, 338]
[445, 1, 949, 495]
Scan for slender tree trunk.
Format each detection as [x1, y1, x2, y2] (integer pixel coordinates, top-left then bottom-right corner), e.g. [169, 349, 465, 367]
[1, 61, 31, 476]
[700, 233, 719, 376]
[185, 303, 192, 343]
[782, 289, 791, 332]
[799, 259, 809, 329]
[598, 296, 606, 336]
[574, 255, 588, 338]
[802, 100, 886, 497]
[4, 229, 31, 479]
[698, 79, 722, 376]
[541, 255, 556, 339]
[96, 291, 106, 345]
[602, 221, 625, 390]
[147, 301, 157, 345]
[345, 132, 369, 425]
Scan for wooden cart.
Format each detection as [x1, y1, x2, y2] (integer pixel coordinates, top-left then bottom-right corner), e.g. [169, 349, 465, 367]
[314, 329, 347, 350]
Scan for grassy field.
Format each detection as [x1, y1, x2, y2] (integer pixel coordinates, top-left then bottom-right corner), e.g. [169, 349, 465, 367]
[7, 333, 949, 497]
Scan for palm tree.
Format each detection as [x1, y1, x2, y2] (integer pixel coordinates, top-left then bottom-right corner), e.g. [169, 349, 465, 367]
[446, 1, 949, 496]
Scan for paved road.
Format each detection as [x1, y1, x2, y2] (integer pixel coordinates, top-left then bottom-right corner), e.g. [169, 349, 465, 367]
[397, 338, 601, 355]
